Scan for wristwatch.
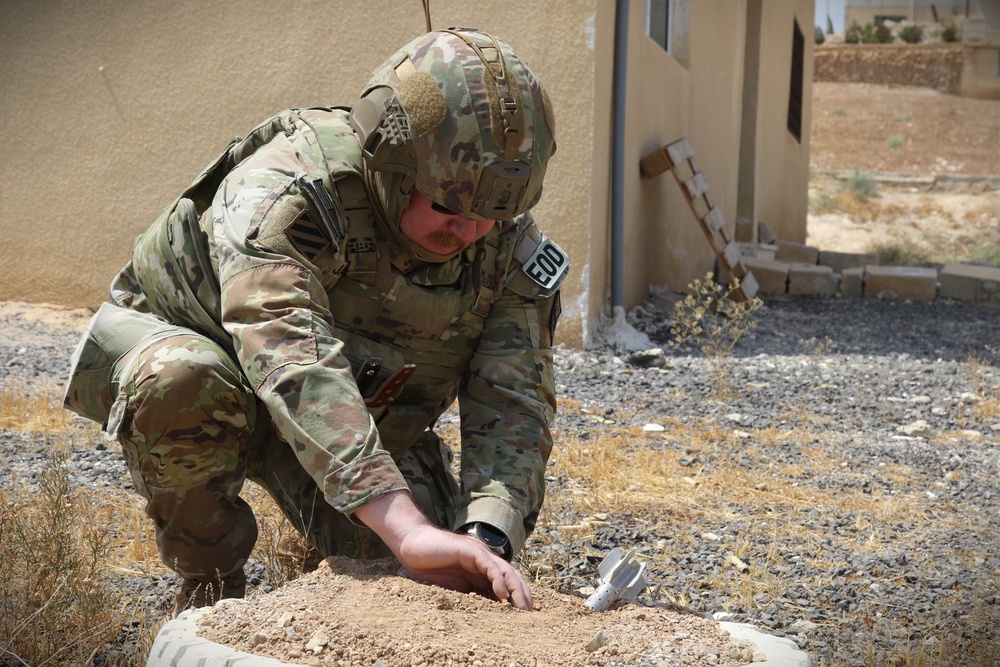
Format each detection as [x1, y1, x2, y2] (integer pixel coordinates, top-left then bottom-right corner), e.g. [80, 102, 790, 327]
[462, 522, 510, 560]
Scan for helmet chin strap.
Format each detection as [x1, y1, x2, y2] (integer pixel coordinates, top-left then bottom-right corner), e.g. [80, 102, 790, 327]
[364, 163, 467, 265]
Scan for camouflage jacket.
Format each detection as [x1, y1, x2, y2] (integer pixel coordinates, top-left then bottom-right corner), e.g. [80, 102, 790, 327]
[109, 108, 567, 552]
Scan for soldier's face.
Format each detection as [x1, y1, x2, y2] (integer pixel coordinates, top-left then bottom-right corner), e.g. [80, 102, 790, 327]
[400, 190, 494, 254]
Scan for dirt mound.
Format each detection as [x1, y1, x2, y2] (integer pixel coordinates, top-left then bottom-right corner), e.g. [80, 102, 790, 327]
[194, 557, 751, 667]
[814, 43, 962, 93]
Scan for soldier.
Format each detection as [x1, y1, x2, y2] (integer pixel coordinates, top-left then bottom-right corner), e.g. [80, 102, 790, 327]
[63, 27, 566, 616]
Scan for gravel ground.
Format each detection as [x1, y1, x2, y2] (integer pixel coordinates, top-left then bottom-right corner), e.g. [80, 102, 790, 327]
[1, 295, 998, 666]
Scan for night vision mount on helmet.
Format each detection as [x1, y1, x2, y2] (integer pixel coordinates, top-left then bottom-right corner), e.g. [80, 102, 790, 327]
[350, 28, 556, 221]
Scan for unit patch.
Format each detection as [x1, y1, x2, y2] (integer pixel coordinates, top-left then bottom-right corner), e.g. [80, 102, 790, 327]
[287, 216, 329, 261]
[522, 239, 569, 290]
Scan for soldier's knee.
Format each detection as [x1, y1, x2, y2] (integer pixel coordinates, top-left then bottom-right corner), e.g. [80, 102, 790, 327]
[128, 338, 255, 448]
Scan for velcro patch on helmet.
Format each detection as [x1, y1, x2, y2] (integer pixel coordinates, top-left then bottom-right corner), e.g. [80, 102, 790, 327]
[398, 72, 447, 137]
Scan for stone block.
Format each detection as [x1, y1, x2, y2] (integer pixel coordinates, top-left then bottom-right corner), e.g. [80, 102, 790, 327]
[744, 258, 789, 295]
[864, 266, 938, 301]
[939, 263, 1000, 303]
[736, 243, 777, 261]
[841, 267, 865, 298]
[758, 221, 778, 245]
[789, 263, 838, 296]
[775, 240, 820, 265]
[757, 244, 778, 260]
[818, 250, 879, 273]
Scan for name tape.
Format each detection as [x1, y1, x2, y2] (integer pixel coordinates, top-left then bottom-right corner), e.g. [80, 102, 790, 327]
[522, 240, 568, 290]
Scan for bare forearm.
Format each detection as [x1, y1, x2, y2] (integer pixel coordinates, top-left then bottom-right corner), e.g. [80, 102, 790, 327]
[352, 489, 429, 556]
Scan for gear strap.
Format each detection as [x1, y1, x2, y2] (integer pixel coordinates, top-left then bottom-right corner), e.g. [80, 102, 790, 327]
[333, 174, 380, 282]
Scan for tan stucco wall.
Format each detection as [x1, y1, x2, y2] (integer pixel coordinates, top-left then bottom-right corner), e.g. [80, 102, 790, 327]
[622, 0, 747, 305]
[0, 0, 597, 345]
[749, 1, 815, 243]
[601, 0, 812, 313]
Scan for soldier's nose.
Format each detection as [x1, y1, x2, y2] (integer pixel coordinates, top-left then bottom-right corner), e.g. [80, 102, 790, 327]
[449, 218, 479, 244]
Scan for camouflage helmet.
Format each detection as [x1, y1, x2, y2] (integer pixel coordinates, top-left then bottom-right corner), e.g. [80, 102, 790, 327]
[350, 28, 556, 221]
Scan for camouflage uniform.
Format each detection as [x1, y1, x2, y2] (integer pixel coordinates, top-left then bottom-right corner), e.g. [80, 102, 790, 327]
[64, 32, 565, 605]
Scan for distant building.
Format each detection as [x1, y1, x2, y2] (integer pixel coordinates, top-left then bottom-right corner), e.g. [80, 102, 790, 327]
[828, 0, 999, 100]
[961, 8, 1000, 98]
[843, 0, 979, 27]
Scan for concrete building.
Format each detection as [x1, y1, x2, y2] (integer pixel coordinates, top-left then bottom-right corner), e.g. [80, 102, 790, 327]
[842, 0, 977, 26]
[0, 0, 814, 347]
[835, 0, 998, 98]
[961, 10, 1000, 99]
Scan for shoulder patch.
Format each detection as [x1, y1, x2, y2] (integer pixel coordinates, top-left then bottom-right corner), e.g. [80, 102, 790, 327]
[287, 214, 330, 262]
[514, 235, 569, 290]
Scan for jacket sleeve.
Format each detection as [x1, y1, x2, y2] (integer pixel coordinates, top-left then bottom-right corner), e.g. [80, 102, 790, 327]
[209, 141, 408, 517]
[454, 220, 567, 556]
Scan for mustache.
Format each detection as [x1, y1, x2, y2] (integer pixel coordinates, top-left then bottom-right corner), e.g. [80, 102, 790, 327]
[425, 231, 468, 251]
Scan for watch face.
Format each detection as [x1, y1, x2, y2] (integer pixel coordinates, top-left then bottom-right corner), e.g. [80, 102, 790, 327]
[477, 524, 506, 549]
[467, 523, 508, 554]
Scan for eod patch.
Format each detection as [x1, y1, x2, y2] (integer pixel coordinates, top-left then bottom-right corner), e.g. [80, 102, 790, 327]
[522, 239, 569, 290]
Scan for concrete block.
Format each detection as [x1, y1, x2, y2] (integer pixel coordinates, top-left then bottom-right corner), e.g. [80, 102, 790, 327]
[864, 266, 938, 301]
[744, 258, 789, 295]
[149, 606, 292, 667]
[775, 240, 820, 265]
[736, 243, 777, 261]
[939, 263, 1000, 303]
[758, 221, 778, 245]
[757, 244, 778, 260]
[841, 267, 865, 298]
[789, 263, 838, 296]
[818, 250, 879, 273]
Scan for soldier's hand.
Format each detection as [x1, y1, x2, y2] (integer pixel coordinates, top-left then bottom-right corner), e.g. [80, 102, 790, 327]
[353, 490, 533, 610]
[396, 525, 533, 610]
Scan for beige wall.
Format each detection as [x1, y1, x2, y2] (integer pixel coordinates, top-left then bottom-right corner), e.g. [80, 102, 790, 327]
[2, 0, 814, 347]
[0, 0, 598, 345]
[622, 0, 746, 306]
[747, 1, 815, 243]
[615, 0, 812, 305]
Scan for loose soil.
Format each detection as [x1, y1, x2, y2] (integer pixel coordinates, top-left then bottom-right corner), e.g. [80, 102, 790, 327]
[806, 82, 999, 258]
[809, 81, 998, 177]
[196, 558, 752, 667]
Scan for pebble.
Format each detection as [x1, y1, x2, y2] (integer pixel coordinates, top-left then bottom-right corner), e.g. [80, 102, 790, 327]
[2, 296, 999, 667]
[547, 296, 1000, 667]
[585, 631, 609, 652]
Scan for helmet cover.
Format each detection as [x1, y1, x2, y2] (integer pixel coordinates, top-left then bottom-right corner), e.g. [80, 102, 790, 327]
[351, 28, 556, 221]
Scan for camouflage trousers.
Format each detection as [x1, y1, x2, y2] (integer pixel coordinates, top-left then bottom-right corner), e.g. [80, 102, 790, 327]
[102, 320, 460, 586]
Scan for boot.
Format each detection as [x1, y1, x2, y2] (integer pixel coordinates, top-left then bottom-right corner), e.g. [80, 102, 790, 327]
[172, 569, 246, 618]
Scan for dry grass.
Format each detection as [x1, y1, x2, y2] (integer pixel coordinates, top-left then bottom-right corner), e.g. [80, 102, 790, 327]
[960, 347, 1000, 426]
[0, 452, 126, 666]
[669, 274, 763, 400]
[808, 183, 1000, 268]
[533, 415, 999, 667]
[0, 381, 75, 432]
[0, 379, 305, 666]
[2, 352, 997, 665]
